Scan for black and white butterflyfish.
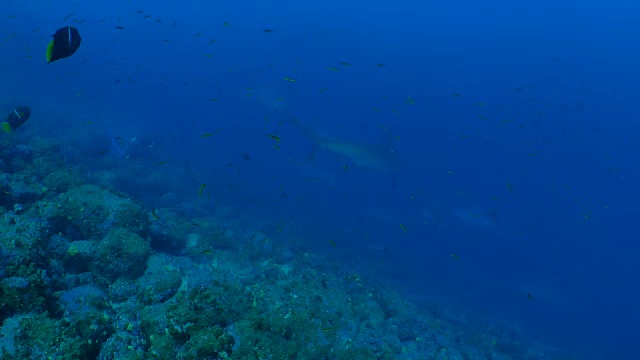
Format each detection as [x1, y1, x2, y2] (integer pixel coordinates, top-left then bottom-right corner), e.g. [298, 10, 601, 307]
[46, 26, 82, 63]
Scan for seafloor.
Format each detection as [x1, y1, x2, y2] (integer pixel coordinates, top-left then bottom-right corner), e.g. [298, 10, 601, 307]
[0, 134, 569, 359]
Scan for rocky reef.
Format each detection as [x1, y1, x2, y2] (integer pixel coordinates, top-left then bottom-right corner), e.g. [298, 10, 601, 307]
[0, 136, 563, 359]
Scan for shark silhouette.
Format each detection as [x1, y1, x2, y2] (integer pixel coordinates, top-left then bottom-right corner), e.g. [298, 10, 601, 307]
[294, 120, 402, 172]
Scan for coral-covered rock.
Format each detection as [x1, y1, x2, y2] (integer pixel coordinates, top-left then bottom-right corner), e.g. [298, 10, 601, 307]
[42, 170, 82, 193]
[92, 228, 151, 281]
[54, 184, 150, 239]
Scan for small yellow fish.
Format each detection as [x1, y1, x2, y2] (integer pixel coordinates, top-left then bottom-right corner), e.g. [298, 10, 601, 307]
[405, 96, 415, 105]
[450, 253, 460, 260]
[198, 183, 206, 198]
[283, 77, 296, 82]
[327, 67, 339, 72]
[371, 107, 380, 112]
[328, 239, 336, 247]
[400, 223, 407, 232]
[341, 164, 348, 172]
[223, 22, 231, 28]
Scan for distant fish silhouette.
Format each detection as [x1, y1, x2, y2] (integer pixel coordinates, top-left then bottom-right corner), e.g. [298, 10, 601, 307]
[294, 120, 402, 172]
[322, 140, 402, 172]
[517, 284, 573, 306]
[452, 206, 499, 228]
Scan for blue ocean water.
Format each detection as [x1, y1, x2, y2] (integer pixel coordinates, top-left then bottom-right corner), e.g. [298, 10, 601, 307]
[1, 0, 638, 358]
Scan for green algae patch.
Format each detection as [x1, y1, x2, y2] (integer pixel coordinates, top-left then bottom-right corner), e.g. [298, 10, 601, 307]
[147, 334, 178, 359]
[54, 184, 150, 239]
[0, 264, 48, 316]
[164, 286, 248, 339]
[177, 325, 234, 359]
[8, 312, 107, 359]
[42, 169, 83, 193]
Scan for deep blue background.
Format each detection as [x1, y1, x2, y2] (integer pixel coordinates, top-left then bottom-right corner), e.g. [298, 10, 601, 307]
[2, 1, 638, 358]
